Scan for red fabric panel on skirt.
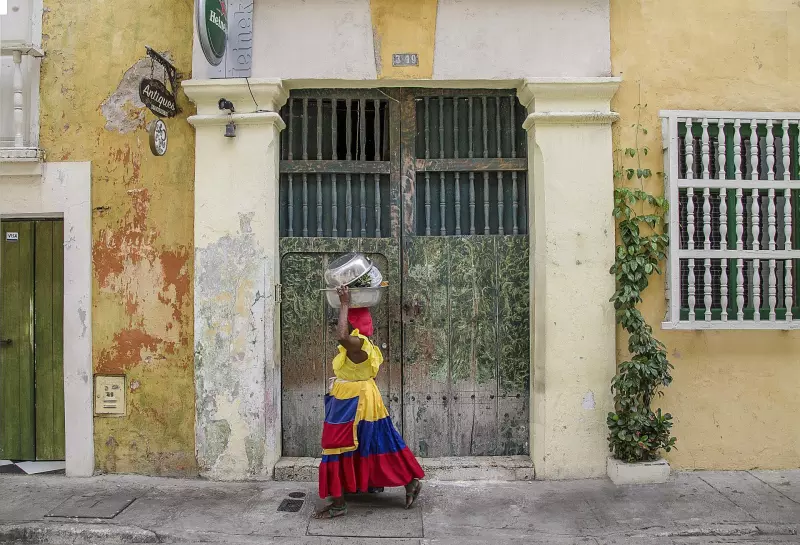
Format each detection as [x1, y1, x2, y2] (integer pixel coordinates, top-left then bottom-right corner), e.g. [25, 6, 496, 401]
[319, 448, 425, 499]
[321, 421, 355, 450]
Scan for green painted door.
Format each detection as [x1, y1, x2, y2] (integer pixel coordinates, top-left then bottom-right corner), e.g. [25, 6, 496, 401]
[399, 91, 530, 457]
[0, 220, 65, 460]
[278, 90, 529, 458]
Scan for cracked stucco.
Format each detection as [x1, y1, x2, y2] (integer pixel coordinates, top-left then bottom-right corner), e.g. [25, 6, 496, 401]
[100, 53, 176, 134]
[194, 233, 275, 479]
[40, 0, 197, 476]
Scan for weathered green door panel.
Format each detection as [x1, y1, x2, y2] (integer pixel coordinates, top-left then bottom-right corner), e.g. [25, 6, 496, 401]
[496, 235, 530, 455]
[448, 236, 500, 456]
[0, 221, 36, 460]
[34, 220, 66, 460]
[280, 251, 326, 457]
[401, 236, 530, 457]
[400, 237, 449, 457]
[279, 239, 401, 457]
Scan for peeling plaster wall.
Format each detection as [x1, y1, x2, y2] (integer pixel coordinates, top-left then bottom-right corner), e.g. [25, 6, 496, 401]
[191, 115, 284, 480]
[39, 1, 197, 475]
[611, 0, 800, 469]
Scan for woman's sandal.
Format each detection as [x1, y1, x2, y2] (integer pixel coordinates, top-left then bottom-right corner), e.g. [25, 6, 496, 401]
[313, 503, 348, 519]
[405, 480, 422, 509]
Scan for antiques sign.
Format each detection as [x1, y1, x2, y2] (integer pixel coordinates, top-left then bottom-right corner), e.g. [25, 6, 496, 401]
[194, 0, 252, 78]
[140, 46, 180, 119]
[139, 79, 177, 118]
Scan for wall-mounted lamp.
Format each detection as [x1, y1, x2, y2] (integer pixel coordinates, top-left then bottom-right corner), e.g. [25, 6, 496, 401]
[219, 98, 236, 138]
[224, 121, 236, 138]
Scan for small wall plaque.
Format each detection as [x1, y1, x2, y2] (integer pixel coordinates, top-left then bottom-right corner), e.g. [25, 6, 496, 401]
[5, 232, 19, 241]
[94, 375, 126, 416]
[392, 53, 419, 67]
[148, 119, 168, 156]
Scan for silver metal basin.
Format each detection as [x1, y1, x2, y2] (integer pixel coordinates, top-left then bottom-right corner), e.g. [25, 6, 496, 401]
[324, 252, 373, 288]
[323, 286, 386, 309]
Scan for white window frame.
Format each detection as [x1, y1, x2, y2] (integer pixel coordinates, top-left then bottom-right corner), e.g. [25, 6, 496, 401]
[1, 0, 44, 174]
[661, 110, 800, 330]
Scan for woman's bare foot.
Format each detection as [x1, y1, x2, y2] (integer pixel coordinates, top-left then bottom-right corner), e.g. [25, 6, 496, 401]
[404, 479, 422, 509]
[312, 501, 347, 519]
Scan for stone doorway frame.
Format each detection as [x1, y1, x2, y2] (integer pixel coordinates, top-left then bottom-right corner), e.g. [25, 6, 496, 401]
[0, 162, 94, 476]
[185, 77, 620, 481]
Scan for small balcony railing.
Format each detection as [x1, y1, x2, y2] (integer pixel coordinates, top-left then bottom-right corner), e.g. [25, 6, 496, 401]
[1, 42, 44, 164]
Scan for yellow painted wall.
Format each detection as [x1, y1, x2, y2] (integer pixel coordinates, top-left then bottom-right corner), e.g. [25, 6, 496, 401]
[611, 0, 800, 469]
[370, 0, 437, 79]
[39, 1, 196, 475]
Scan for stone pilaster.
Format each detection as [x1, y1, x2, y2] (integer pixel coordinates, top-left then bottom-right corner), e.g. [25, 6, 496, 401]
[517, 78, 620, 479]
[185, 79, 287, 479]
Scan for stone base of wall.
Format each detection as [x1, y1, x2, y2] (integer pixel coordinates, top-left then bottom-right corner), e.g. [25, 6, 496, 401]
[274, 456, 535, 482]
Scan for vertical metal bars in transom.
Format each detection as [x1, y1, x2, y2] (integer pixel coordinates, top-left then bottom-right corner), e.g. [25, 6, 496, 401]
[279, 91, 391, 238]
[413, 92, 528, 236]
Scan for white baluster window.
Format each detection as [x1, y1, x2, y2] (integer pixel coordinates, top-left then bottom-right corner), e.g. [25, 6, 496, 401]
[661, 111, 800, 329]
[1, 0, 44, 167]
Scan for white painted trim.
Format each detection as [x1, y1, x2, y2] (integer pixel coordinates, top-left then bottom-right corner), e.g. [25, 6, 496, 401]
[660, 110, 800, 120]
[182, 77, 625, 114]
[284, 78, 522, 90]
[523, 112, 620, 127]
[0, 162, 93, 476]
[517, 77, 622, 108]
[0, 157, 43, 176]
[182, 79, 288, 115]
[662, 320, 800, 330]
[188, 112, 286, 129]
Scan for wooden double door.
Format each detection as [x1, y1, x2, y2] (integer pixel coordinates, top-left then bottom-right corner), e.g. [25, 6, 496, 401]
[279, 89, 530, 458]
[0, 220, 65, 461]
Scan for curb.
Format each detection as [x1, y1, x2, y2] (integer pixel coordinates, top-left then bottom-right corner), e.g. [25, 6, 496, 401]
[0, 522, 159, 544]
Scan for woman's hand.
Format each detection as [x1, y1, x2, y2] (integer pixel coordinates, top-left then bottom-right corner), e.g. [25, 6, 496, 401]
[337, 285, 351, 306]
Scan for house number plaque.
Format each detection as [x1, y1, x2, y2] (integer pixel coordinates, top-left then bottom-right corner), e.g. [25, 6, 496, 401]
[392, 53, 419, 67]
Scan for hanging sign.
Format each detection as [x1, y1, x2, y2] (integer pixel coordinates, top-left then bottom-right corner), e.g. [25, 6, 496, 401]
[139, 79, 177, 118]
[140, 47, 180, 119]
[197, 0, 228, 67]
[148, 119, 168, 157]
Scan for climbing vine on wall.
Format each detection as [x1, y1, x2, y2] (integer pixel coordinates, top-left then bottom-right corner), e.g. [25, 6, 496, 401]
[608, 97, 677, 463]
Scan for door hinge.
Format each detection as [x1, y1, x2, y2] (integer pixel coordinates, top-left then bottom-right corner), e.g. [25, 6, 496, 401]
[275, 283, 282, 304]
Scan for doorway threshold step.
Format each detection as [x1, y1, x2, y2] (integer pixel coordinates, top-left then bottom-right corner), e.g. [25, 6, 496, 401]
[274, 455, 534, 482]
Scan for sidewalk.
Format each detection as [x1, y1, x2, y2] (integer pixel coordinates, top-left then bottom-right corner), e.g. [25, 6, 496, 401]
[1, 471, 799, 544]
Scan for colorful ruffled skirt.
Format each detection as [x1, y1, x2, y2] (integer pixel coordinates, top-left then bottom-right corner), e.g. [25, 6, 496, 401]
[319, 378, 424, 499]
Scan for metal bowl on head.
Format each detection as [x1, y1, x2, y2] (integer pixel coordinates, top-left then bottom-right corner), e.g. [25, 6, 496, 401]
[324, 252, 373, 288]
[323, 286, 386, 309]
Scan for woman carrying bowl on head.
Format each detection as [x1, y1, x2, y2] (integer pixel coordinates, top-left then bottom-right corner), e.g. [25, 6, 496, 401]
[313, 283, 424, 519]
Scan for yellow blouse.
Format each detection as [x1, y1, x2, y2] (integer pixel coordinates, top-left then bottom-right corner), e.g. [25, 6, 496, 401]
[332, 329, 383, 381]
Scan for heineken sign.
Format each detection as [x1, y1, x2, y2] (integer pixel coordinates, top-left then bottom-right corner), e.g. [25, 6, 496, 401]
[139, 79, 177, 118]
[197, 0, 227, 66]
